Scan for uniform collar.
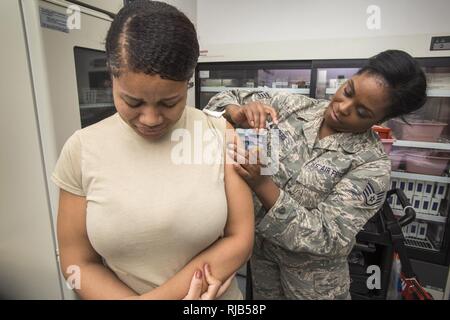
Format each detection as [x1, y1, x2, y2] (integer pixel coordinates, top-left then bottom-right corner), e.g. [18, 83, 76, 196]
[296, 102, 377, 154]
[296, 102, 327, 150]
[339, 130, 375, 153]
[294, 100, 328, 122]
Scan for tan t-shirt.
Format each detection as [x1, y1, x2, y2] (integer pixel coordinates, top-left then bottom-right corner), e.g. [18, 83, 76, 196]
[52, 106, 242, 299]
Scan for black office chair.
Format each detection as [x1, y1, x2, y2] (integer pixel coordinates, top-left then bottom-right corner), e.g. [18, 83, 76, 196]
[349, 188, 416, 299]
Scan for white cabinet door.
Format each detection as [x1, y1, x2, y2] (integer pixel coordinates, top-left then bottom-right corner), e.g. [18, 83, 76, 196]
[23, 0, 113, 226]
[0, 0, 63, 300]
[17, 0, 115, 299]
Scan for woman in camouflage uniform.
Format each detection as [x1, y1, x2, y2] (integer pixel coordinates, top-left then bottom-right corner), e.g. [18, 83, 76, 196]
[204, 50, 427, 299]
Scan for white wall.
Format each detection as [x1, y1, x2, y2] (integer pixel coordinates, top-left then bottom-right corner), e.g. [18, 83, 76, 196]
[162, 0, 198, 106]
[162, 0, 197, 26]
[196, 0, 450, 61]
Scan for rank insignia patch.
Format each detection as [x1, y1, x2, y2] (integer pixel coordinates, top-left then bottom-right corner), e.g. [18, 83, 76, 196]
[363, 182, 385, 206]
[256, 92, 271, 99]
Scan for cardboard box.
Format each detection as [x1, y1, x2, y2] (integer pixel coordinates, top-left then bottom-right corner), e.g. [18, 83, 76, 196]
[409, 222, 419, 238]
[414, 180, 425, 196]
[412, 196, 422, 211]
[398, 179, 407, 192]
[430, 198, 441, 215]
[405, 180, 416, 196]
[421, 197, 431, 214]
[434, 183, 447, 199]
[423, 182, 435, 198]
[417, 223, 428, 240]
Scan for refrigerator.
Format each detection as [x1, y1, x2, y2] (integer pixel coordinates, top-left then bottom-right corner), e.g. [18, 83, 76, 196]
[313, 58, 450, 269]
[195, 60, 312, 109]
[195, 56, 450, 297]
[385, 58, 450, 297]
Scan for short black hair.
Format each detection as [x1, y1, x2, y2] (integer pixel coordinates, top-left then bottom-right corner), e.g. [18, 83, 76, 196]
[105, 0, 199, 81]
[357, 50, 427, 121]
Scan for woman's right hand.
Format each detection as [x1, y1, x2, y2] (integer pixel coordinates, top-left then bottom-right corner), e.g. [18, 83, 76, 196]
[183, 264, 235, 300]
[225, 102, 278, 129]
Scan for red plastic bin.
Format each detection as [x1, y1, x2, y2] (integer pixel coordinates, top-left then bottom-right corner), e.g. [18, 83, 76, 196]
[372, 125, 392, 139]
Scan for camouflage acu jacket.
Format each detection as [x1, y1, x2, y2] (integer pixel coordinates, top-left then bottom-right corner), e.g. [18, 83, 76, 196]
[204, 89, 391, 298]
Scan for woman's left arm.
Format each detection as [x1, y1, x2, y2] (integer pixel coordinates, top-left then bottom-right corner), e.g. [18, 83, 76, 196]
[255, 158, 391, 258]
[138, 122, 254, 300]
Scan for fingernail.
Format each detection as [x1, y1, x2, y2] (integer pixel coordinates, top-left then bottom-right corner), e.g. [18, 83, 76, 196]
[250, 121, 255, 127]
[205, 264, 210, 272]
[196, 270, 202, 279]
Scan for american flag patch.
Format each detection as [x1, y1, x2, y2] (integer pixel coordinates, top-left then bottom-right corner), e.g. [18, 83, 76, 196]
[363, 182, 385, 206]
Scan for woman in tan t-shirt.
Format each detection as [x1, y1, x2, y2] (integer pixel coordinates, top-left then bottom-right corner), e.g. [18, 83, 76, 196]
[53, 1, 254, 300]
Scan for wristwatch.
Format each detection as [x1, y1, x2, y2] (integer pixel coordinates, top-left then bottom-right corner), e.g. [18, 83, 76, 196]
[202, 108, 226, 118]
[203, 107, 237, 126]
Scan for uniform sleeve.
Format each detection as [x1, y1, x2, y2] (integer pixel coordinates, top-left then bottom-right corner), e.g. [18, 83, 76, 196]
[256, 158, 391, 257]
[204, 89, 316, 122]
[204, 89, 276, 111]
[51, 131, 85, 196]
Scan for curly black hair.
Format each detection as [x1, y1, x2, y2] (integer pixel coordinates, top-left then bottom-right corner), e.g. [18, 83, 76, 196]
[357, 50, 427, 121]
[105, 0, 199, 81]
